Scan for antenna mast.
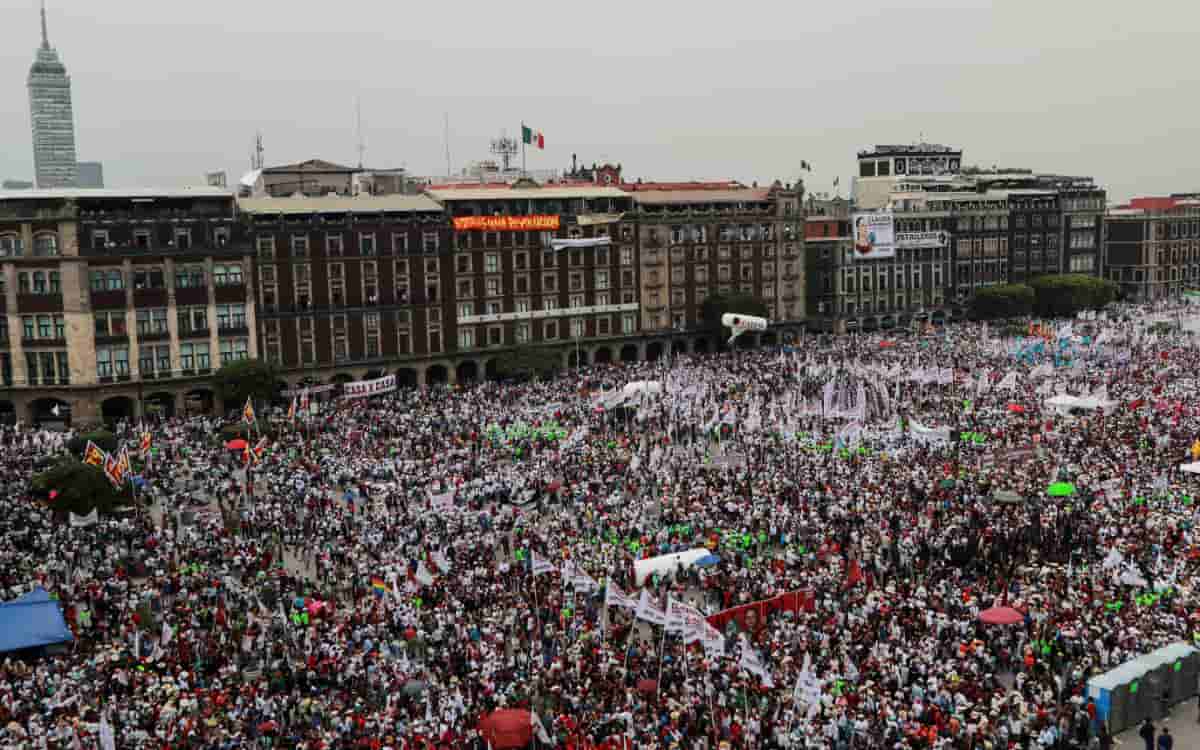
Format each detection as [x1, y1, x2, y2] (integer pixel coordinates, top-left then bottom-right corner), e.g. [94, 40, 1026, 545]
[489, 130, 519, 173]
[444, 113, 452, 179]
[252, 132, 265, 170]
[355, 99, 366, 169]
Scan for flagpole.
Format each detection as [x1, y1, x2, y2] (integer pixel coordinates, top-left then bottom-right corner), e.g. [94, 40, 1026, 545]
[520, 121, 526, 177]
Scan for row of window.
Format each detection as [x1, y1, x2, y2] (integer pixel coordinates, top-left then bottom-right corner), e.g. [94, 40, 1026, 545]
[88, 264, 243, 292]
[90, 227, 229, 251]
[457, 315, 639, 349]
[95, 339, 247, 378]
[92, 304, 246, 338]
[24, 351, 70, 386]
[0, 234, 59, 257]
[258, 232, 441, 259]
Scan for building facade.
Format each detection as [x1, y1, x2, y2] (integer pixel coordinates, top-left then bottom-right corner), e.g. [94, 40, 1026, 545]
[243, 193, 450, 387]
[1105, 197, 1200, 302]
[0, 188, 248, 425]
[624, 182, 805, 348]
[28, 6, 78, 189]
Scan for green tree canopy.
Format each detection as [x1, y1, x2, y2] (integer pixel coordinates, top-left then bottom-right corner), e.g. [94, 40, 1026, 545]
[701, 293, 770, 346]
[493, 346, 563, 380]
[212, 358, 279, 412]
[969, 284, 1034, 320]
[31, 459, 129, 516]
[1029, 274, 1118, 318]
[66, 429, 118, 458]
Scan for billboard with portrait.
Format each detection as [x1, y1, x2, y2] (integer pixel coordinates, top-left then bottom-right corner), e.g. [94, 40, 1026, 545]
[852, 212, 896, 261]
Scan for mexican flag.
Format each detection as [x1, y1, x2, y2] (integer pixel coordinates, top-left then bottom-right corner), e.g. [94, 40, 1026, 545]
[521, 124, 544, 150]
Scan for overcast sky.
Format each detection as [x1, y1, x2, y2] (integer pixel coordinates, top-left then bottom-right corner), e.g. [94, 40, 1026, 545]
[1, 0, 1196, 201]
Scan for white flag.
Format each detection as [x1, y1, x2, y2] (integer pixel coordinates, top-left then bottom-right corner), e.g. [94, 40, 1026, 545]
[604, 578, 637, 611]
[530, 551, 558, 577]
[99, 713, 116, 750]
[431, 549, 453, 574]
[414, 560, 435, 587]
[160, 621, 174, 646]
[531, 711, 553, 745]
[739, 644, 775, 687]
[635, 590, 669, 627]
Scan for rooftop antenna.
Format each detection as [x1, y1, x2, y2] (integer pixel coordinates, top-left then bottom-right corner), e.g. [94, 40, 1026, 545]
[251, 132, 265, 170]
[490, 130, 519, 173]
[444, 113, 452, 178]
[355, 98, 366, 169]
[40, 0, 50, 50]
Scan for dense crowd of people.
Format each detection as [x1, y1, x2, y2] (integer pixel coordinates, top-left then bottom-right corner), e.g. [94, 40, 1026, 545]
[2, 303, 1200, 749]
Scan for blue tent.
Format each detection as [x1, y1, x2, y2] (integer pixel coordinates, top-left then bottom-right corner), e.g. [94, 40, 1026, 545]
[0, 587, 74, 653]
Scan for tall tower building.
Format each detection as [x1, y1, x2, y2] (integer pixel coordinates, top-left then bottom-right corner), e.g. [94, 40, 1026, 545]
[28, 3, 78, 188]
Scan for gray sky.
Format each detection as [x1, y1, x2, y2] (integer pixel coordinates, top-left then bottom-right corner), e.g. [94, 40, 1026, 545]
[1, 0, 1196, 201]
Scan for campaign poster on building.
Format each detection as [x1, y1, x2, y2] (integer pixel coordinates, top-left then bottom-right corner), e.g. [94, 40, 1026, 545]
[852, 212, 895, 260]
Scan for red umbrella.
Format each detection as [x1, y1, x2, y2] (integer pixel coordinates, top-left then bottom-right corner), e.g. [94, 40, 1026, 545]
[1007, 404, 1025, 414]
[225, 438, 248, 450]
[478, 709, 533, 750]
[979, 606, 1024, 625]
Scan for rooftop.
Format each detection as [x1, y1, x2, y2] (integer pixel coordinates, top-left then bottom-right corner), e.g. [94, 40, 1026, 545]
[631, 188, 773, 205]
[0, 187, 234, 201]
[425, 185, 629, 201]
[238, 194, 443, 215]
[262, 159, 359, 174]
[858, 143, 961, 158]
[621, 181, 746, 192]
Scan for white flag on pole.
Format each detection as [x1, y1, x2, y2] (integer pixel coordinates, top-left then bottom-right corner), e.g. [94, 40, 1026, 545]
[604, 578, 637, 611]
[414, 560, 435, 587]
[635, 590, 669, 627]
[530, 551, 558, 577]
[99, 713, 116, 750]
[739, 644, 775, 687]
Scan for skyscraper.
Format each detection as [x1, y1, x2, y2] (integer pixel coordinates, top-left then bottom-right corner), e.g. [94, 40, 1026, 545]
[28, 3, 77, 188]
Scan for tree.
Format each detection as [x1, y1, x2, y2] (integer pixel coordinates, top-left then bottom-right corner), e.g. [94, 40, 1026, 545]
[1029, 274, 1118, 318]
[493, 346, 563, 381]
[66, 429, 118, 458]
[700, 292, 770, 347]
[31, 459, 129, 516]
[212, 358, 279, 412]
[969, 284, 1034, 320]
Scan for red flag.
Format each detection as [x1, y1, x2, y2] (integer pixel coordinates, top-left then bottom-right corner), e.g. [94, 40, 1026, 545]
[845, 559, 863, 589]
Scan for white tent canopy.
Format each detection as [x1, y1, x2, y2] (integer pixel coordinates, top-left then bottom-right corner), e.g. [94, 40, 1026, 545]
[633, 548, 710, 586]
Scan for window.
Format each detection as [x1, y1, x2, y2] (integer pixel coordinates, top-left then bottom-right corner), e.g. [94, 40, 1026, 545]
[422, 232, 439, 253]
[542, 274, 556, 292]
[107, 270, 124, 291]
[485, 254, 500, 273]
[220, 339, 249, 364]
[544, 321, 558, 340]
[392, 233, 409, 253]
[622, 313, 636, 334]
[96, 345, 130, 378]
[516, 298, 530, 314]
[257, 236, 276, 258]
[177, 306, 207, 333]
[216, 304, 246, 331]
[620, 247, 633, 265]
[516, 322, 530, 344]
[457, 328, 475, 350]
[48, 271, 61, 294]
[175, 265, 205, 288]
[136, 308, 169, 335]
[359, 232, 376, 255]
[133, 267, 165, 290]
[173, 228, 191, 250]
[326, 234, 344, 256]
[180, 342, 210, 372]
[133, 230, 151, 249]
[0, 235, 23, 257]
[458, 302, 473, 318]
[291, 235, 309, 257]
[213, 264, 243, 286]
[140, 344, 171, 378]
[33, 234, 58, 257]
[570, 294, 585, 308]
[486, 278, 501, 297]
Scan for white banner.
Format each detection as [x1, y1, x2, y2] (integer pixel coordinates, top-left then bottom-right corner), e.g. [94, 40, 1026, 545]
[342, 375, 397, 400]
[635, 590, 669, 626]
[530, 551, 558, 577]
[605, 578, 637, 611]
[281, 383, 338, 397]
[550, 236, 612, 250]
[69, 509, 99, 527]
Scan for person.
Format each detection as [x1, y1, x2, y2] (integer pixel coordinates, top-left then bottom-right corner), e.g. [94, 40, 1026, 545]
[1139, 718, 1155, 750]
[1157, 726, 1172, 750]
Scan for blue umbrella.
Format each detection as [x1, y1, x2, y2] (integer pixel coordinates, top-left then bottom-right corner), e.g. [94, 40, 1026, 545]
[695, 554, 720, 567]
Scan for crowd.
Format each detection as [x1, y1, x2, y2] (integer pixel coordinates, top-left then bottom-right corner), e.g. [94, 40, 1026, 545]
[2, 303, 1200, 750]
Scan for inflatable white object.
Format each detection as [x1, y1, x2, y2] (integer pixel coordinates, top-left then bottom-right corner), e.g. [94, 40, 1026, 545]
[633, 548, 711, 586]
[721, 313, 768, 332]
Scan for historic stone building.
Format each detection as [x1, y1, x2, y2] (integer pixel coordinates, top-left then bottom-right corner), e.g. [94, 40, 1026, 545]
[0, 187, 246, 425]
